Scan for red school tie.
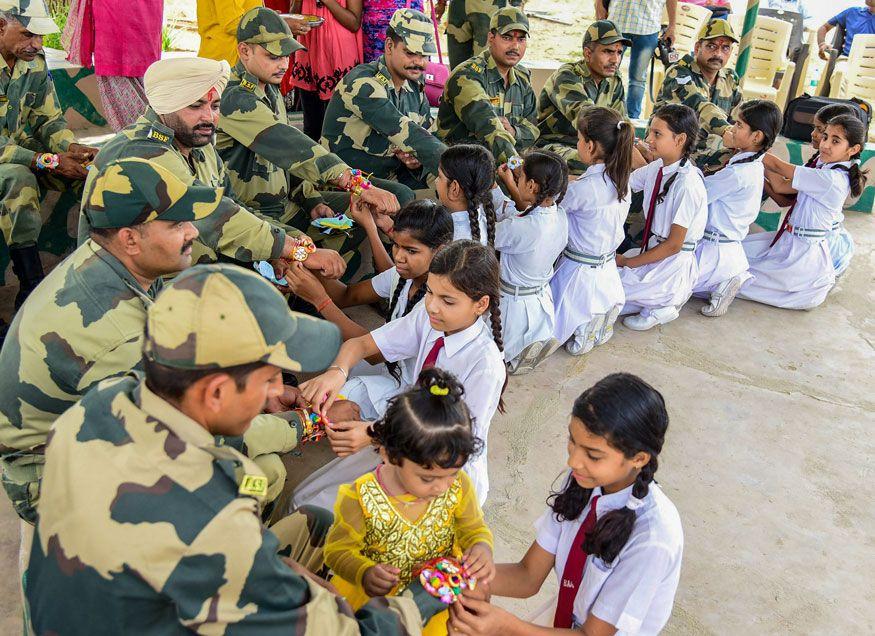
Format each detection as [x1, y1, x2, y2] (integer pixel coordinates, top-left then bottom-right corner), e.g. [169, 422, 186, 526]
[553, 494, 600, 628]
[639, 169, 663, 253]
[422, 336, 444, 369]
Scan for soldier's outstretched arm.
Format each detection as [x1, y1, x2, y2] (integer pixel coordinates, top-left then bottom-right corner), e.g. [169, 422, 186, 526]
[26, 59, 76, 154]
[508, 86, 539, 151]
[341, 77, 447, 177]
[162, 500, 445, 633]
[447, 72, 518, 163]
[191, 195, 289, 262]
[219, 91, 349, 186]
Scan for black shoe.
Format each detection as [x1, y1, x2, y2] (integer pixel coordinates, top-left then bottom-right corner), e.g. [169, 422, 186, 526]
[9, 244, 44, 309]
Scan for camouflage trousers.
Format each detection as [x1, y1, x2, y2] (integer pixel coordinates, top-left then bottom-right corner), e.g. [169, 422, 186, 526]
[0, 163, 84, 248]
[272, 504, 334, 576]
[538, 141, 587, 175]
[0, 451, 43, 525]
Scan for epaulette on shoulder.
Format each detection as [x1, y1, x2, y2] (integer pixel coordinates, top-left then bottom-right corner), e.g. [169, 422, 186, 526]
[240, 77, 257, 92]
[515, 64, 531, 78]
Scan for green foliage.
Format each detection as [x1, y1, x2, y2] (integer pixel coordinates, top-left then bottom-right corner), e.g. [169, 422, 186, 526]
[162, 24, 177, 52]
[42, 1, 69, 51]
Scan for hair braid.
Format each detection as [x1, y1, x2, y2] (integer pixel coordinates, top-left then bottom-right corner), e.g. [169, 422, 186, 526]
[385, 280, 429, 383]
[385, 278, 406, 322]
[479, 191, 497, 246]
[488, 300, 507, 413]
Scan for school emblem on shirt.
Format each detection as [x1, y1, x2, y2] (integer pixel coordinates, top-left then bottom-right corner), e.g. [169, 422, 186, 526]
[147, 128, 170, 143]
[239, 474, 268, 499]
[240, 78, 257, 91]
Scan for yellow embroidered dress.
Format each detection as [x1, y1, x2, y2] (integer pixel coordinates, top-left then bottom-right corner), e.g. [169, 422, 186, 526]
[325, 469, 493, 633]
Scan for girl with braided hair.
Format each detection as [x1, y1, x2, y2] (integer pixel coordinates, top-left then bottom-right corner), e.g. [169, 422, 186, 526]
[324, 368, 494, 635]
[738, 114, 868, 310]
[617, 104, 708, 331]
[447, 373, 682, 635]
[692, 99, 783, 318]
[297, 240, 505, 508]
[435, 144, 498, 245]
[493, 149, 569, 374]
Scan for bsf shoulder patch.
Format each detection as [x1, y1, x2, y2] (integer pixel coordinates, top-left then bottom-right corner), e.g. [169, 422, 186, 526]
[239, 473, 268, 499]
[240, 78, 257, 92]
[489, 96, 501, 107]
[147, 128, 171, 143]
[375, 73, 390, 86]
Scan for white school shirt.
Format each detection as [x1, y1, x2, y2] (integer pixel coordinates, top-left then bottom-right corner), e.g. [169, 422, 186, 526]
[495, 202, 568, 287]
[451, 205, 489, 244]
[789, 161, 852, 233]
[563, 164, 630, 256]
[370, 266, 415, 320]
[371, 303, 505, 503]
[630, 158, 707, 245]
[703, 151, 765, 241]
[535, 476, 684, 634]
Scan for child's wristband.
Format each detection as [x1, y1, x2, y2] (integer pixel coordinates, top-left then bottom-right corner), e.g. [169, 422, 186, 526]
[315, 297, 332, 313]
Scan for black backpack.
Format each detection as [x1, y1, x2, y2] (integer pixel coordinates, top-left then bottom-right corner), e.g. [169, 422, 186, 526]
[782, 94, 871, 142]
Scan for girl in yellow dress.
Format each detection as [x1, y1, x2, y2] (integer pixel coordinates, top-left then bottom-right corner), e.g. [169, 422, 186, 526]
[324, 368, 495, 634]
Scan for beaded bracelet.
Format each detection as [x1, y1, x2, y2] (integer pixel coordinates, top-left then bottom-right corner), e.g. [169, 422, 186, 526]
[296, 408, 328, 444]
[414, 557, 477, 604]
[35, 153, 60, 171]
[346, 169, 373, 197]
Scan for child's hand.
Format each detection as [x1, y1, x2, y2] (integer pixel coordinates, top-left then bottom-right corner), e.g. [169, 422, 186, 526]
[462, 542, 495, 585]
[300, 369, 347, 414]
[615, 253, 628, 268]
[362, 563, 401, 597]
[497, 163, 515, 186]
[326, 419, 372, 456]
[285, 262, 327, 305]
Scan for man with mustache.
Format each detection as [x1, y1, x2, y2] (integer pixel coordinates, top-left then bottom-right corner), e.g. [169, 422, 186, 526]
[536, 20, 631, 174]
[654, 18, 742, 172]
[217, 8, 410, 276]
[436, 6, 538, 166]
[321, 8, 448, 189]
[0, 0, 97, 312]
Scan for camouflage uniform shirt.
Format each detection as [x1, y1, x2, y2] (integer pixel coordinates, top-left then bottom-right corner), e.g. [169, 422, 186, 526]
[216, 63, 349, 222]
[26, 375, 445, 634]
[436, 50, 538, 164]
[77, 108, 292, 262]
[537, 60, 627, 146]
[0, 53, 74, 166]
[322, 55, 446, 184]
[655, 53, 741, 170]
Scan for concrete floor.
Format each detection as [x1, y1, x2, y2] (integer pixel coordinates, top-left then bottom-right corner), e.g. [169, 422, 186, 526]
[1, 213, 872, 633]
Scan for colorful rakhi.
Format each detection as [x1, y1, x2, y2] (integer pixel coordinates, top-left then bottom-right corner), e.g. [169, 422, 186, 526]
[415, 557, 477, 604]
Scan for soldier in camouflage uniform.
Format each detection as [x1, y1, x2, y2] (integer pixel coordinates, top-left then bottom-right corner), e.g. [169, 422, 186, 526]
[537, 20, 630, 173]
[654, 18, 742, 172]
[218, 8, 410, 279]
[0, 0, 98, 307]
[77, 56, 349, 281]
[0, 159, 356, 525]
[436, 7, 538, 165]
[26, 262, 451, 634]
[322, 8, 447, 190]
[438, 0, 524, 70]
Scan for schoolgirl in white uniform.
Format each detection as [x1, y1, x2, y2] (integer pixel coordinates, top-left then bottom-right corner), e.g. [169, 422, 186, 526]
[765, 103, 857, 278]
[693, 100, 783, 317]
[434, 144, 494, 245]
[739, 114, 867, 310]
[449, 373, 683, 635]
[297, 240, 506, 508]
[491, 149, 569, 374]
[551, 107, 632, 355]
[618, 104, 708, 331]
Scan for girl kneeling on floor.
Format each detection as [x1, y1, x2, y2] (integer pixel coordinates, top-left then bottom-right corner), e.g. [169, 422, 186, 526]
[296, 240, 506, 508]
[493, 149, 569, 374]
[693, 99, 783, 318]
[551, 106, 633, 356]
[448, 373, 683, 635]
[738, 114, 867, 310]
[618, 104, 708, 331]
[435, 144, 497, 245]
[324, 368, 495, 636]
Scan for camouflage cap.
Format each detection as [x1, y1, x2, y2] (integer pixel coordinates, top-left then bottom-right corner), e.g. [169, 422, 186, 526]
[144, 263, 341, 373]
[84, 158, 223, 229]
[489, 6, 529, 35]
[0, 0, 58, 35]
[237, 6, 305, 56]
[388, 8, 437, 56]
[583, 20, 632, 48]
[697, 18, 739, 43]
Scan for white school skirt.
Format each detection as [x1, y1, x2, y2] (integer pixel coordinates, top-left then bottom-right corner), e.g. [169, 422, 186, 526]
[619, 249, 698, 313]
[550, 257, 624, 344]
[692, 240, 752, 295]
[737, 231, 835, 309]
[827, 223, 855, 277]
[500, 286, 556, 361]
